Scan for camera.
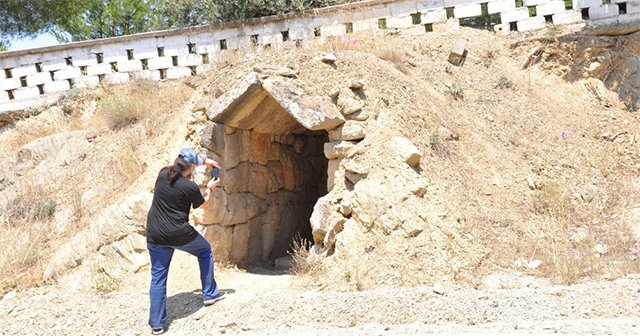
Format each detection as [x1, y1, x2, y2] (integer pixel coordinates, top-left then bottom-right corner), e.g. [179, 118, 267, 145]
[210, 167, 220, 179]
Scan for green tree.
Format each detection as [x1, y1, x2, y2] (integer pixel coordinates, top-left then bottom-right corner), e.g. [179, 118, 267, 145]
[0, 0, 86, 47]
[0, 41, 7, 52]
[55, 0, 156, 42]
[152, 0, 221, 28]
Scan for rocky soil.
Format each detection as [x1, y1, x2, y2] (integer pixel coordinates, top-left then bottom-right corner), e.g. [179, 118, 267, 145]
[1, 252, 640, 335]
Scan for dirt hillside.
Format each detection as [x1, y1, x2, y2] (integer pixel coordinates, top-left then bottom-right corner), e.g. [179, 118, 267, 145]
[1, 23, 640, 335]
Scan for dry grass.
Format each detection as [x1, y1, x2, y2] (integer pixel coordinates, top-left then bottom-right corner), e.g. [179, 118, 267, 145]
[0, 78, 191, 295]
[98, 80, 167, 131]
[522, 174, 640, 284]
[289, 238, 326, 280]
[0, 183, 58, 292]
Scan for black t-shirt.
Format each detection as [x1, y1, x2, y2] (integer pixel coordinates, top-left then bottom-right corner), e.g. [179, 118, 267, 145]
[146, 167, 205, 246]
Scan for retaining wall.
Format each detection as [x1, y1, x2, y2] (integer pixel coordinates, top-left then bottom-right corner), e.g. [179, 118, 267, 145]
[0, 0, 638, 114]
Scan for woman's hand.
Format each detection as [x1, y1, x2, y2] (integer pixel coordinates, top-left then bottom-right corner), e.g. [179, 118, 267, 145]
[207, 177, 221, 190]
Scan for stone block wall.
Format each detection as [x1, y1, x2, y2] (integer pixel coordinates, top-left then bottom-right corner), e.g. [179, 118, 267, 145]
[1, 0, 638, 116]
[197, 123, 327, 264]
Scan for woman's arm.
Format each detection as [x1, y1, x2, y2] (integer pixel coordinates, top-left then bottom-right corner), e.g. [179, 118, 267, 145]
[201, 177, 221, 206]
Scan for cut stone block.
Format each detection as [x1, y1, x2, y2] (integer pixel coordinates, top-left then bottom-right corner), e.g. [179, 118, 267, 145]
[433, 19, 460, 32]
[177, 54, 203, 67]
[448, 38, 467, 66]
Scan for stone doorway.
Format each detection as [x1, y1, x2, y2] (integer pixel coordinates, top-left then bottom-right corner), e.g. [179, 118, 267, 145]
[195, 72, 344, 265]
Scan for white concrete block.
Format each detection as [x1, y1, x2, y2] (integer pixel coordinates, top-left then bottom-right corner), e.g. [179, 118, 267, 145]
[258, 33, 283, 45]
[0, 91, 9, 104]
[104, 72, 130, 85]
[553, 9, 584, 24]
[573, 0, 601, 9]
[433, 19, 460, 32]
[12, 65, 38, 78]
[0, 78, 21, 91]
[517, 16, 546, 31]
[501, 8, 531, 22]
[313, 14, 343, 27]
[147, 57, 173, 70]
[42, 61, 68, 72]
[589, 4, 620, 19]
[14, 86, 41, 100]
[387, 15, 415, 28]
[488, 0, 516, 14]
[167, 67, 192, 79]
[74, 76, 100, 89]
[362, 6, 392, 20]
[117, 59, 143, 72]
[523, 0, 551, 6]
[0, 70, 4, 80]
[422, 9, 448, 23]
[454, 3, 482, 18]
[196, 64, 213, 75]
[53, 67, 82, 81]
[320, 24, 347, 37]
[226, 36, 250, 50]
[618, 12, 640, 24]
[587, 16, 618, 25]
[86, 63, 111, 76]
[44, 80, 71, 94]
[444, 0, 481, 7]
[537, 1, 567, 16]
[27, 72, 52, 86]
[626, 1, 640, 14]
[289, 26, 315, 40]
[177, 54, 203, 67]
[417, 0, 443, 11]
[390, 0, 418, 15]
[133, 70, 161, 81]
[353, 19, 380, 32]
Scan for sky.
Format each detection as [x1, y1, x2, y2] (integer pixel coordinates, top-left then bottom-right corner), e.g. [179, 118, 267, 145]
[8, 33, 61, 51]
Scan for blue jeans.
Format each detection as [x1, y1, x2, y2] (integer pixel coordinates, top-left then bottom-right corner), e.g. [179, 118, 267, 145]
[147, 234, 219, 329]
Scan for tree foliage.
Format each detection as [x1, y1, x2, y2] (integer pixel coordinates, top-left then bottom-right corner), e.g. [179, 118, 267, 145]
[2, 0, 360, 45]
[54, 0, 156, 42]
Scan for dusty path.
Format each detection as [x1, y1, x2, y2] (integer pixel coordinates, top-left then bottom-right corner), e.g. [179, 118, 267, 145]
[2, 251, 640, 335]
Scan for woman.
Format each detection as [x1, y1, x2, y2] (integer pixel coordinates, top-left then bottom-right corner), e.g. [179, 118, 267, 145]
[145, 148, 223, 335]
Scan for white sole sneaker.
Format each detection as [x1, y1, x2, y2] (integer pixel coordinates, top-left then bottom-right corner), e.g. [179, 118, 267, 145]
[203, 292, 225, 306]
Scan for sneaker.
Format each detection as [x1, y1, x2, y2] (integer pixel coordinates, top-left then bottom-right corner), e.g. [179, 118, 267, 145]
[151, 327, 164, 335]
[203, 292, 225, 306]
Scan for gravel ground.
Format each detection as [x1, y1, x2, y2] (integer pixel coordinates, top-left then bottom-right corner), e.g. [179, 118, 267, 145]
[2, 268, 640, 335]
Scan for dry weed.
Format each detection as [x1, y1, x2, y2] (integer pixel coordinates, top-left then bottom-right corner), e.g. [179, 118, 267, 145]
[289, 238, 325, 279]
